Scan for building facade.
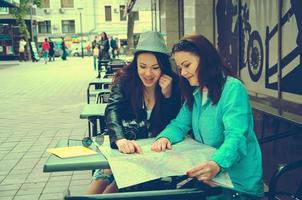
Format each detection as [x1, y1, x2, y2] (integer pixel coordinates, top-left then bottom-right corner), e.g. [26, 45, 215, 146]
[36, 0, 153, 44]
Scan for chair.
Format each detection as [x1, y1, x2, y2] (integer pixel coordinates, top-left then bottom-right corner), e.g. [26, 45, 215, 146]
[267, 159, 302, 200]
[97, 60, 111, 78]
[105, 59, 126, 76]
[258, 128, 302, 199]
[87, 78, 113, 104]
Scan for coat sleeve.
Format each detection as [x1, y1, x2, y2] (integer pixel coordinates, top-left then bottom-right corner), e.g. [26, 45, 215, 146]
[105, 82, 127, 148]
[211, 80, 250, 169]
[156, 103, 192, 144]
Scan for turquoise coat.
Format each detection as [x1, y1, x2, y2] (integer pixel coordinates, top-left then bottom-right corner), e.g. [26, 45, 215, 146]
[157, 77, 263, 196]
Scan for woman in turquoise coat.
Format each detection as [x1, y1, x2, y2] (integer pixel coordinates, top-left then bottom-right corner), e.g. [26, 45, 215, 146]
[151, 34, 263, 199]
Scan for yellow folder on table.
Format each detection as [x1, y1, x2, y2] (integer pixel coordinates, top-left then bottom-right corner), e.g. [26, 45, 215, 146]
[47, 146, 97, 158]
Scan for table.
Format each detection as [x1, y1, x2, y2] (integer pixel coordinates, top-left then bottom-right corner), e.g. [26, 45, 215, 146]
[80, 103, 107, 137]
[43, 139, 109, 173]
[45, 140, 221, 199]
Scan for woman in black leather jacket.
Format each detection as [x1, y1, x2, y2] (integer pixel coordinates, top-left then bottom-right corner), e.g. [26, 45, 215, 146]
[86, 31, 181, 194]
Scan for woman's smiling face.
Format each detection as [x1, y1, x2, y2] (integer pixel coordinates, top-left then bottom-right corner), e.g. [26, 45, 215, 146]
[174, 51, 200, 86]
[137, 53, 162, 89]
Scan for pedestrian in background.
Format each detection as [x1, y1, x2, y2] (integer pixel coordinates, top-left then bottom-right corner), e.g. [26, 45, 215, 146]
[61, 37, 67, 60]
[99, 32, 110, 60]
[49, 39, 55, 62]
[110, 36, 117, 59]
[18, 38, 27, 62]
[41, 38, 50, 64]
[93, 45, 99, 71]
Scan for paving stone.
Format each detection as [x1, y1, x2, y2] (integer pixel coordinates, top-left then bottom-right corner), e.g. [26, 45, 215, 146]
[16, 187, 44, 195]
[39, 192, 64, 200]
[20, 182, 46, 189]
[2, 152, 25, 161]
[0, 196, 13, 200]
[0, 189, 17, 197]
[42, 185, 69, 194]
[2, 176, 27, 185]
[0, 183, 22, 191]
[13, 194, 40, 200]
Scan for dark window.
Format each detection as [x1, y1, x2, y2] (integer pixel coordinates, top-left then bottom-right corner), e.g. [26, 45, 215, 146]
[61, 0, 74, 8]
[42, 0, 50, 8]
[133, 11, 139, 21]
[61, 20, 75, 33]
[105, 6, 112, 21]
[119, 5, 126, 21]
[38, 21, 51, 34]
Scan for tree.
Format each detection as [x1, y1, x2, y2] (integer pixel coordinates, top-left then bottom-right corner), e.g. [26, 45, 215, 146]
[125, 0, 136, 55]
[11, 0, 42, 61]
[126, 11, 135, 55]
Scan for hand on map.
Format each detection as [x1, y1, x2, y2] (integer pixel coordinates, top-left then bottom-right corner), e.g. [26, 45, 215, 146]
[151, 137, 172, 152]
[116, 139, 143, 154]
[186, 161, 220, 185]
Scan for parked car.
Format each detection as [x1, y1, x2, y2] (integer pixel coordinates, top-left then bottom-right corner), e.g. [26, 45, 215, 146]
[71, 47, 92, 57]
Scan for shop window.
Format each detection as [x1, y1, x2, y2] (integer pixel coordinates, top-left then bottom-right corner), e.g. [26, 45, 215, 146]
[61, 0, 74, 8]
[61, 20, 75, 33]
[133, 11, 139, 21]
[120, 5, 126, 21]
[42, 0, 50, 8]
[38, 21, 51, 34]
[105, 6, 112, 21]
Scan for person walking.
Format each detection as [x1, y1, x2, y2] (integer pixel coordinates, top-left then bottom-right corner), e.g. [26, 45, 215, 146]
[49, 39, 55, 62]
[18, 38, 27, 62]
[99, 32, 110, 61]
[41, 38, 50, 64]
[110, 36, 117, 59]
[61, 37, 67, 60]
[93, 45, 99, 71]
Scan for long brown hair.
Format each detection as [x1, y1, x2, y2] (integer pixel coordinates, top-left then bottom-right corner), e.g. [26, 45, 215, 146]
[172, 34, 233, 109]
[114, 51, 178, 136]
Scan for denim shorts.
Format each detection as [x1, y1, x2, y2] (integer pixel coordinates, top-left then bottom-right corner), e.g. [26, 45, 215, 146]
[92, 169, 115, 184]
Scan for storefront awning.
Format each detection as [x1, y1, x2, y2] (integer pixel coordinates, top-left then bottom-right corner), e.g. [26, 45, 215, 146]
[0, 0, 18, 8]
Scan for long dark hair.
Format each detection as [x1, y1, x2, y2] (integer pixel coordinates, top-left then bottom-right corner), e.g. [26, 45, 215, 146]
[172, 34, 233, 108]
[114, 51, 177, 136]
[101, 32, 108, 41]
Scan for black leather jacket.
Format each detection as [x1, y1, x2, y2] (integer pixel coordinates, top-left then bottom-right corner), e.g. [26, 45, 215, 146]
[105, 76, 181, 148]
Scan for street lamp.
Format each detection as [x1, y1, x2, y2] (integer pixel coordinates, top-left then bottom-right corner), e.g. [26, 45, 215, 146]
[78, 7, 84, 58]
[30, 3, 37, 42]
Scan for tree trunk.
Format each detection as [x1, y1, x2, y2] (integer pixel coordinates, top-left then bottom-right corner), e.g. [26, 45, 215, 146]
[126, 11, 135, 55]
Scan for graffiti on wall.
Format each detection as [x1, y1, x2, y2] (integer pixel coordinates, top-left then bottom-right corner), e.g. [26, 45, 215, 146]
[216, 0, 302, 97]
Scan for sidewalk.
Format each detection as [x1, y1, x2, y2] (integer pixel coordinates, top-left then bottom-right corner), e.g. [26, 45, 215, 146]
[0, 57, 101, 200]
[0, 61, 19, 68]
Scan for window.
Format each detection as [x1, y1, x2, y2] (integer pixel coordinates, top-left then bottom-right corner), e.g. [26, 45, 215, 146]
[61, 0, 74, 8]
[61, 20, 75, 33]
[133, 11, 139, 21]
[105, 6, 112, 21]
[42, 0, 50, 8]
[38, 21, 51, 34]
[119, 5, 126, 21]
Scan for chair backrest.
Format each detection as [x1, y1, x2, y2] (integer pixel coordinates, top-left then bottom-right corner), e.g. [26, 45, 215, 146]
[267, 159, 302, 200]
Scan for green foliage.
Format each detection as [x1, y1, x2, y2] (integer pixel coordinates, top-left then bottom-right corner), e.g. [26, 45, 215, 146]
[11, 0, 42, 39]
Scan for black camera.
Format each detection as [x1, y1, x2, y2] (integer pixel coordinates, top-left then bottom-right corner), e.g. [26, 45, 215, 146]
[123, 120, 148, 140]
[124, 124, 140, 140]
